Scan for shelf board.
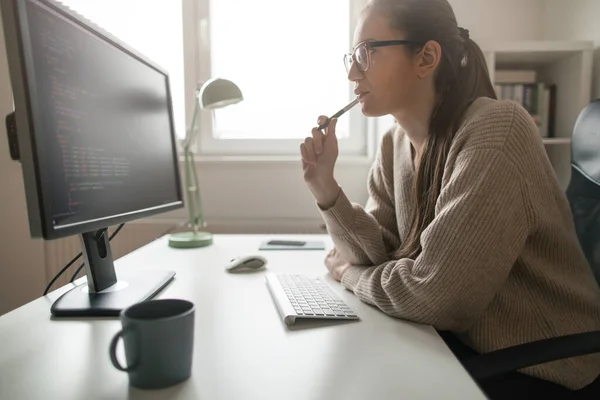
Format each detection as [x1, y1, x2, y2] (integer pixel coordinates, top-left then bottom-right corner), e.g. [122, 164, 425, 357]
[542, 137, 571, 145]
[486, 40, 594, 68]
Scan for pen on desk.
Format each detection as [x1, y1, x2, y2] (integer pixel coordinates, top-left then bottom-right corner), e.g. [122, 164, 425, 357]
[318, 98, 359, 130]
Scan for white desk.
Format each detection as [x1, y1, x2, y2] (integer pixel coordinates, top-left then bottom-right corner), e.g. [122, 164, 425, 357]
[0, 234, 486, 399]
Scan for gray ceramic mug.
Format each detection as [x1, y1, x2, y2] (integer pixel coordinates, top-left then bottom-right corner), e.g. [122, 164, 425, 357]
[109, 299, 195, 389]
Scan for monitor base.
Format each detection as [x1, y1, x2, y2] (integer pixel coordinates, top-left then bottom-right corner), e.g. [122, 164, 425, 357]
[168, 231, 213, 248]
[50, 270, 175, 317]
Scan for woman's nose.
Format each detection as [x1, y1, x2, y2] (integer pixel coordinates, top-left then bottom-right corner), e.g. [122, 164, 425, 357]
[347, 62, 363, 82]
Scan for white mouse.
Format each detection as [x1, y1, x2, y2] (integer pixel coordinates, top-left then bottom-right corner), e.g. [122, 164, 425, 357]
[225, 254, 267, 273]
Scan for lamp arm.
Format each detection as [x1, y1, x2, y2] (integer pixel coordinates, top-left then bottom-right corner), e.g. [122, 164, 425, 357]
[183, 88, 202, 231]
[189, 151, 204, 229]
[183, 146, 197, 232]
[184, 88, 201, 149]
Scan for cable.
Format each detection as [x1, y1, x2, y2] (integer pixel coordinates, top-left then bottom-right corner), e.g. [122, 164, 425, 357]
[68, 221, 185, 283]
[43, 252, 83, 296]
[69, 262, 86, 284]
[68, 223, 126, 284]
[43, 223, 125, 296]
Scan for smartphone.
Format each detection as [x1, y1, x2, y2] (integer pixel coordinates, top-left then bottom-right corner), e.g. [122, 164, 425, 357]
[266, 240, 306, 246]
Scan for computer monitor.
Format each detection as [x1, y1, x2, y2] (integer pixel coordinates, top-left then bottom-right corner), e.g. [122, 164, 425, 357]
[0, 0, 184, 317]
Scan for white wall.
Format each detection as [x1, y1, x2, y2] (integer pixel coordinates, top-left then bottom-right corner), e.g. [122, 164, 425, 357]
[450, 0, 545, 43]
[542, 0, 600, 99]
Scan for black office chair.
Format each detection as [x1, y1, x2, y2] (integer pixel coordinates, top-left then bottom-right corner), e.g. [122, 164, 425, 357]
[461, 99, 600, 386]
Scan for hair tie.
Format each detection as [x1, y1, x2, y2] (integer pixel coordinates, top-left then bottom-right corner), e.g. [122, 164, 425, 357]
[458, 27, 470, 67]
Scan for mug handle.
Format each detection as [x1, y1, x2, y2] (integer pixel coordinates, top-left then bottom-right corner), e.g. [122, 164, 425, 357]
[109, 330, 134, 372]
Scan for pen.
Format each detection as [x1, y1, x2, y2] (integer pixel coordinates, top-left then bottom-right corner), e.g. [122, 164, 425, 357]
[317, 98, 359, 130]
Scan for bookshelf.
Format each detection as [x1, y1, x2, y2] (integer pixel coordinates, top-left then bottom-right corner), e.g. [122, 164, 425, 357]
[482, 40, 594, 189]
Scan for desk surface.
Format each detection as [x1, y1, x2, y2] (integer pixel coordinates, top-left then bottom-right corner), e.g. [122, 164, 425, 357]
[0, 234, 486, 400]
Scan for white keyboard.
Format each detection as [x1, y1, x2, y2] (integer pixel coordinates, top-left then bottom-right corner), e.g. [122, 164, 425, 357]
[266, 273, 359, 326]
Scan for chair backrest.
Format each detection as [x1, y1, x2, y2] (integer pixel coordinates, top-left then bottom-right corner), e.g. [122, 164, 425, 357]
[566, 99, 600, 287]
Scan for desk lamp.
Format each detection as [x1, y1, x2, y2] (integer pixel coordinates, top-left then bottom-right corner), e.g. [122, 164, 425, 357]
[168, 78, 243, 249]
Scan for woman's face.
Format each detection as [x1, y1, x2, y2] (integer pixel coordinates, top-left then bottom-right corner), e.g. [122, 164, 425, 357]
[348, 10, 421, 117]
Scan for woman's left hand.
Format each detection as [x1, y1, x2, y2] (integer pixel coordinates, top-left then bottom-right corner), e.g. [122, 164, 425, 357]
[327, 261, 352, 282]
[324, 247, 351, 281]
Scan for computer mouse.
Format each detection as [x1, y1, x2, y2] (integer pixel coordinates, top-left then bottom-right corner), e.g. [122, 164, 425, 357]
[225, 254, 267, 273]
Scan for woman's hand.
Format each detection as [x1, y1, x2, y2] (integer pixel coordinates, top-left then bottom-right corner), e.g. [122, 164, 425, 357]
[301, 116, 341, 208]
[325, 248, 351, 282]
[328, 262, 351, 282]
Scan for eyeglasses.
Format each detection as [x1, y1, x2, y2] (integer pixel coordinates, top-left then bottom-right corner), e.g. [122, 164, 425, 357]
[344, 40, 425, 73]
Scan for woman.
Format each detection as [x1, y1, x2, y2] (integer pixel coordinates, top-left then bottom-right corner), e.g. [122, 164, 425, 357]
[300, 0, 600, 398]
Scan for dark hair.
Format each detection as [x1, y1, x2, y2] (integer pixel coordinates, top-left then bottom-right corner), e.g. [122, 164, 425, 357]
[367, 0, 497, 259]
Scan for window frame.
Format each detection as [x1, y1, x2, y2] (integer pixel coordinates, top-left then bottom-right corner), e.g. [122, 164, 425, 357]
[182, 0, 376, 158]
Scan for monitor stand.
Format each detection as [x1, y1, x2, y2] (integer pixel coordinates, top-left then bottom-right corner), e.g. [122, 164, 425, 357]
[50, 228, 175, 317]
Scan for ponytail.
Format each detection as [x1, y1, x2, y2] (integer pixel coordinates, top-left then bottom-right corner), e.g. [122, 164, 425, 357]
[369, 0, 497, 259]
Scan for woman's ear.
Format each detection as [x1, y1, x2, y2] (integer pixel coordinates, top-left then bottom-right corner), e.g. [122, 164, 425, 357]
[416, 40, 442, 79]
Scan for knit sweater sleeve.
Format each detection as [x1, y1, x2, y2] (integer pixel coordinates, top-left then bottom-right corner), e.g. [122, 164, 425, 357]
[318, 131, 400, 266]
[340, 145, 531, 331]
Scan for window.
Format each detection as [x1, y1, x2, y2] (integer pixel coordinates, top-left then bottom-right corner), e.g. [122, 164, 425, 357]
[58, 0, 372, 157]
[191, 0, 369, 156]
[57, 0, 186, 140]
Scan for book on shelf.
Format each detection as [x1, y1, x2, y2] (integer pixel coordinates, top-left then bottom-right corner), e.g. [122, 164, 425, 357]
[494, 81, 556, 138]
[495, 70, 537, 84]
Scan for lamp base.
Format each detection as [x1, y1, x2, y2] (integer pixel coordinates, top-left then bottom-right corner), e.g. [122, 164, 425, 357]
[168, 231, 213, 249]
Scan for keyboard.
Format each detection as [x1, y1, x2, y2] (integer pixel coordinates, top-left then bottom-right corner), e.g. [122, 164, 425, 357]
[266, 273, 359, 326]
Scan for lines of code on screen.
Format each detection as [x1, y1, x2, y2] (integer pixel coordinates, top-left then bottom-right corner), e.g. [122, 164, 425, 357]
[25, 1, 180, 229]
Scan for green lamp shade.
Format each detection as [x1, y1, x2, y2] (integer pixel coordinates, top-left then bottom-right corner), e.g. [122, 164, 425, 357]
[199, 78, 243, 109]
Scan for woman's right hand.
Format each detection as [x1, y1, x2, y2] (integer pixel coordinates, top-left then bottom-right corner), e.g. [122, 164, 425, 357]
[300, 116, 341, 208]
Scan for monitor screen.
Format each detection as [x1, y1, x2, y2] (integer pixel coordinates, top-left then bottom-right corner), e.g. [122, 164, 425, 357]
[9, 0, 183, 238]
